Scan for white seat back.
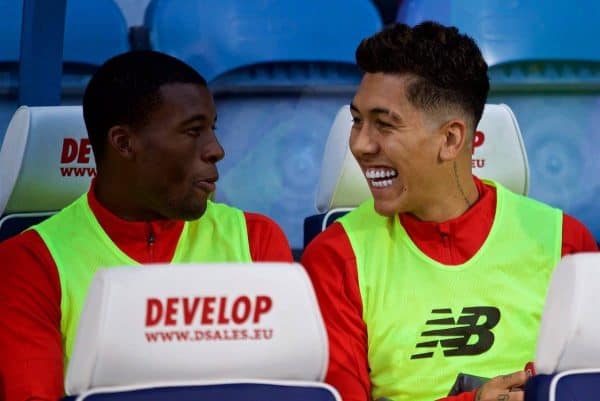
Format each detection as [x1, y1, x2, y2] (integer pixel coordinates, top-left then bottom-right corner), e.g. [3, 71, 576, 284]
[66, 262, 328, 395]
[0, 105, 94, 215]
[535, 253, 600, 374]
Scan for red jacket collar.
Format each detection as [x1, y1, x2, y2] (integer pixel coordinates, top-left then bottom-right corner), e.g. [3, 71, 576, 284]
[86, 179, 184, 244]
[399, 176, 496, 252]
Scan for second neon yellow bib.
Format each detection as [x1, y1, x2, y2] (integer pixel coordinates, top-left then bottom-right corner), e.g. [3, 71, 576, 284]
[339, 181, 562, 401]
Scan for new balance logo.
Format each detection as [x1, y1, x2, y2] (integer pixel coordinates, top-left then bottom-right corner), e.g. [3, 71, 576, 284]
[410, 306, 500, 360]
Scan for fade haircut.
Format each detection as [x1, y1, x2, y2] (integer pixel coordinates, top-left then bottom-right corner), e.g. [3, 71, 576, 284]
[83, 50, 208, 164]
[355, 21, 489, 133]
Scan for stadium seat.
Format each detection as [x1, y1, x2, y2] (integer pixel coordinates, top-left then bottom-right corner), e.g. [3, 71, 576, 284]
[525, 253, 600, 401]
[0, 105, 94, 242]
[144, 0, 382, 253]
[63, 262, 340, 401]
[396, 0, 600, 243]
[0, 0, 128, 144]
[304, 103, 528, 247]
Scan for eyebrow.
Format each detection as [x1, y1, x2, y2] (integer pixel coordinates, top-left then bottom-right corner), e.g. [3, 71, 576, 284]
[179, 113, 217, 126]
[350, 103, 402, 122]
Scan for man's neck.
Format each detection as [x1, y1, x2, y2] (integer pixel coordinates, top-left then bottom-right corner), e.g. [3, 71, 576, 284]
[93, 175, 163, 221]
[409, 174, 479, 223]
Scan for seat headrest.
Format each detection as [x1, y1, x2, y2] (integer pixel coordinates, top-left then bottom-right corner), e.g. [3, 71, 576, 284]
[65, 263, 328, 395]
[535, 253, 600, 374]
[0, 106, 95, 215]
[315, 104, 529, 212]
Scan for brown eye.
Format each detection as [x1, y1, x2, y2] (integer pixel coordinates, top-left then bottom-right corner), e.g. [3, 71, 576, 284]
[186, 127, 202, 136]
[375, 119, 393, 130]
[351, 116, 363, 126]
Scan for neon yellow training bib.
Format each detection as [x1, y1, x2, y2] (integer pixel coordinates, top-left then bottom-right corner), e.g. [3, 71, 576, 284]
[33, 193, 251, 368]
[338, 181, 562, 401]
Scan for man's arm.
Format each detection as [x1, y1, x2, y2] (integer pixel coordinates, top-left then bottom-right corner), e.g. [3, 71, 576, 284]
[561, 213, 599, 254]
[301, 223, 371, 401]
[0, 231, 64, 401]
[244, 212, 294, 262]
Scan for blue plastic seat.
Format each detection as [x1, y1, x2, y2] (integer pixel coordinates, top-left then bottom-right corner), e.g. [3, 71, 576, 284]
[525, 371, 600, 401]
[0, 0, 128, 144]
[396, 0, 600, 243]
[62, 382, 339, 401]
[146, 0, 381, 82]
[145, 0, 382, 251]
[0, 0, 127, 68]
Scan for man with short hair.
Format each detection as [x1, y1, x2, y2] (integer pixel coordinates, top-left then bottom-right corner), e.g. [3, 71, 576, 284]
[301, 21, 598, 401]
[0, 50, 293, 401]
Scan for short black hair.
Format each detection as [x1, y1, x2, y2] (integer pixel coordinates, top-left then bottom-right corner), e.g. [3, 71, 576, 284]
[355, 21, 489, 131]
[83, 50, 207, 163]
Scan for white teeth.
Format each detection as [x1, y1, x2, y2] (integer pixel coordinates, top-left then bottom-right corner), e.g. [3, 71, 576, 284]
[371, 179, 394, 188]
[365, 168, 398, 181]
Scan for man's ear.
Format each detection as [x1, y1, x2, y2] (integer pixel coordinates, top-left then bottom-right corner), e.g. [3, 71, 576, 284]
[439, 119, 468, 161]
[107, 125, 136, 160]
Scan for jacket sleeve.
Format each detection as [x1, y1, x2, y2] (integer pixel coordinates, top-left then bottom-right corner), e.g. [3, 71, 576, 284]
[301, 223, 371, 401]
[561, 212, 599, 255]
[0, 230, 64, 401]
[244, 212, 294, 262]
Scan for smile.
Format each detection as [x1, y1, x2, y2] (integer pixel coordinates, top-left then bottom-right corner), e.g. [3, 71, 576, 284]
[365, 167, 398, 188]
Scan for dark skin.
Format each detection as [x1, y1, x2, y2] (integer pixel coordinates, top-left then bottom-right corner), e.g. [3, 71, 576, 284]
[94, 83, 224, 221]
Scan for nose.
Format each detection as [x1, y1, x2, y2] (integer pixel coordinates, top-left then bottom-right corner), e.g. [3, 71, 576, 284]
[350, 122, 379, 159]
[201, 133, 225, 164]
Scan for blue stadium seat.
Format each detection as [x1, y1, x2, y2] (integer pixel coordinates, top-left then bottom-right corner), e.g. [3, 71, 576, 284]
[525, 371, 600, 401]
[304, 103, 529, 247]
[396, 0, 600, 242]
[0, 106, 94, 242]
[62, 382, 339, 401]
[525, 253, 600, 400]
[0, 0, 128, 144]
[145, 0, 382, 252]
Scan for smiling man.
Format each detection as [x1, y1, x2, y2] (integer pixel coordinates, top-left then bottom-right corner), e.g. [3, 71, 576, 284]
[0, 51, 292, 401]
[301, 22, 598, 401]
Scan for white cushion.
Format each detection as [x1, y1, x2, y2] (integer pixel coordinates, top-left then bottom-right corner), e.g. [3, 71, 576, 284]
[535, 253, 600, 374]
[315, 103, 529, 212]
[0, 105, 95, 215]
[65, 262, 328, 395]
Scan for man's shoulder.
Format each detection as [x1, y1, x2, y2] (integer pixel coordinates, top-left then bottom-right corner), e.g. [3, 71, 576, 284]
[302, 222, 354, 264]
[242, 210, 281, 230]
[0, 229, 56, 280]
[0, 229, 46, 256]
[496, 183, 562, 215]
[562, 212, 599, 253]
[240, 211, 293, 262]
